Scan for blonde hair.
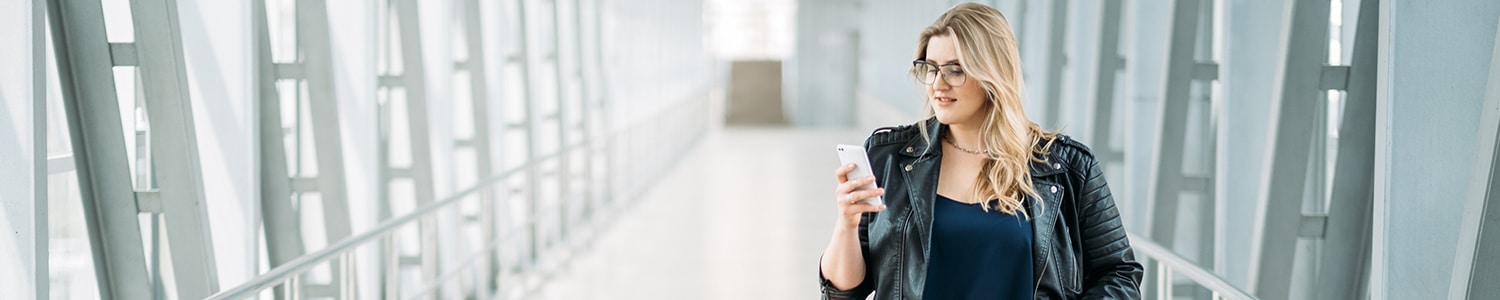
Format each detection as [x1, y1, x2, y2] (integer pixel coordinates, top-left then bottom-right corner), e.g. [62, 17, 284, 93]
[912, 2, 1057, 216]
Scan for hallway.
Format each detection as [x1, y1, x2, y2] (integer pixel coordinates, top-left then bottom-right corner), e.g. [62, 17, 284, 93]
[536, 128, 866, 299]
[11, 0, 1500, 298]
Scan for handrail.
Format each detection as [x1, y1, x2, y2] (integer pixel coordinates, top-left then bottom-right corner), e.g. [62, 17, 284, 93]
[208, 96, 710, 300]
[205, 140, 588, 300]
[1126, 233, 1257, 300]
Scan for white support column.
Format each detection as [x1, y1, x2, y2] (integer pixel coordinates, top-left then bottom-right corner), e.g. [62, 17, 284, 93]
[513, 0, 543, 273]
[591, 0, 612, 213]
[1217, 0, 1285, 288]
[458, 0, 499, 290]
[1146, 0, 1212, 248]
[1145, 0, 1221, 296]
[127, 0, 219, 297]
[1367, 2, 1500, 298]
[573, 0, 596, 232]
[31, 0, 48, 295]
[45, 0, 153, 298]
[1249, 0, 1333, 298]
[550, 0, 573, 245]
[382, 0, 441, 294]
[1041, 0, 1068, 127]
[298, 0, 355, 245]
[1451, 13, 1500, 300]
[1089, 0, 1125, 167]
[249, 0, 303, 274]
[1315, 0, 1377, 299]
[1014, 0, 1029, 50]
[252, 0, 355, 297]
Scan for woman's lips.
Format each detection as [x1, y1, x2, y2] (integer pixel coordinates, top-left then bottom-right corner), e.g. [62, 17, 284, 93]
[934, 97, 957, 106]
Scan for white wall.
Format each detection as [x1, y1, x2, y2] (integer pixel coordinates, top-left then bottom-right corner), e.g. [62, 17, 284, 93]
[0, 0, 44, 298]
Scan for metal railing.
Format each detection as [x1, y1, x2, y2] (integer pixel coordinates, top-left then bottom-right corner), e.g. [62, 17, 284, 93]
[1128, 233, 1258, 300]
[207, 96, 711, 300]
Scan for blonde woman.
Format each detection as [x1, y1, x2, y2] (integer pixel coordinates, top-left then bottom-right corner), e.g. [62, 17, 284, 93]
[818, 3, 1142, 299]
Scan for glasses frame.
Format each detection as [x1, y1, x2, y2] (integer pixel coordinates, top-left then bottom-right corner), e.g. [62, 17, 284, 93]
[912, 59, 967, 87]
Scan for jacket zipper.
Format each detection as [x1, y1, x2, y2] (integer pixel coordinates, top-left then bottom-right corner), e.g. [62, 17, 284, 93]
[1033, 192, 1049, 300]
[1034, 245, 1049, 299]
[901, 206, 915, 300]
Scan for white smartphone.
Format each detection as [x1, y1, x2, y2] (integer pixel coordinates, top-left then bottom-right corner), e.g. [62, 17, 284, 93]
[836, 144, 884, 206]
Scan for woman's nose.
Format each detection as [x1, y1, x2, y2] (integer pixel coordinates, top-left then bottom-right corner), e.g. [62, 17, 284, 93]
[931, 78, 951, 90]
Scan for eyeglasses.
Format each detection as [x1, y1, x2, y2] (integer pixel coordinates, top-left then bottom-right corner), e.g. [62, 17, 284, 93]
[913, 60, 967, 87]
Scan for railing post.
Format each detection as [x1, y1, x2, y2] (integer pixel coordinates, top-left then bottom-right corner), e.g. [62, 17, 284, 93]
[383, 235, 399, 300]
[285, 275, 301, 300]
[1157, 261, 1172, 300]
[340, 252, 355, 299]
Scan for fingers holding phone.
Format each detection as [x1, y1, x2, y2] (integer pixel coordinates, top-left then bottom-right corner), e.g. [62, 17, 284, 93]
[834, 145, 887, 229]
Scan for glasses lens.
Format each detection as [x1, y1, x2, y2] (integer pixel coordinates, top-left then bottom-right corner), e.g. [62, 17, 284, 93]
[945, 70, 965, 86]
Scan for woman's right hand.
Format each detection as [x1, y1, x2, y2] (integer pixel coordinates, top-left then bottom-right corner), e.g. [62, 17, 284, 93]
[833, 163, 887, 230]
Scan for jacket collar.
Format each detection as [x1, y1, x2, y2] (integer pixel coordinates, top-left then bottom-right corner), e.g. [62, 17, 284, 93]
[897, 117, 942, 159]
[900, 117, 1067, 178]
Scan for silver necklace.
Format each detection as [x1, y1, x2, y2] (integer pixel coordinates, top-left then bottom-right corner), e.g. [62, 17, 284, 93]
[944, 134, 988, 155]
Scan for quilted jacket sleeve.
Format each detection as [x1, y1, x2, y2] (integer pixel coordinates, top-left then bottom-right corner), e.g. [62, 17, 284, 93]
[1069, 143, 1145, 300]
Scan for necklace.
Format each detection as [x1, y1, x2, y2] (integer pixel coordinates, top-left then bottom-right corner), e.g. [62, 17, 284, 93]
[944, 133, 988, 155]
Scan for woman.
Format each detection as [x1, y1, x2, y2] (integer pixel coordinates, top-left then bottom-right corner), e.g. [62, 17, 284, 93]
[818, 3, 1142, 299]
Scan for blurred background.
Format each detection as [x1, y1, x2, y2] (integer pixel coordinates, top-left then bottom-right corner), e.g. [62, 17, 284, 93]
[2, 0, 1499, 299]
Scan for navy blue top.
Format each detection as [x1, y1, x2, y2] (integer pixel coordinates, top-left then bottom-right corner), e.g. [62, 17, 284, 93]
[923, 194, 1035, 300]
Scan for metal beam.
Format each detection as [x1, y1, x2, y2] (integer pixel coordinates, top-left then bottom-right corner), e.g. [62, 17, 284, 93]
[552, 0, 574, 244]
[1042, 0, 1068, 127]
[1015, 0, 1029, 51]
[591, 0, 612, 213]
[393, 0, 437, 208]
[381, 0, 441, 295]
[514, 0, 543, 270]
[1451, 11, 1500, 300]
[46, 0, 153, 298]
[251, 0, 304, 280]
[274, 2, 358, 292]
[299, 0, 355, 245]
[1147, 0, 1205, 247]
[30, 0, 49, 297]
[375, 1, 397, 296]
[1315, 0, 1377, 299]
[1090, 0, 1125, 158]
[574, 0, 595, 238]
[1250, 0, 1333, 298]
[129, 0, 221, 296]
[457, 0, 498, 290]
[1144, 1, 1222, 296]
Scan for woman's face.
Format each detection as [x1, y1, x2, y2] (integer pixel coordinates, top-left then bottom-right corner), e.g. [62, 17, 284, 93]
[923, 34, 988, 128]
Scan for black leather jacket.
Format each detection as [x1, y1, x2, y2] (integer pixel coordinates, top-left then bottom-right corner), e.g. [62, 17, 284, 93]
[819, 118, 1143, 300]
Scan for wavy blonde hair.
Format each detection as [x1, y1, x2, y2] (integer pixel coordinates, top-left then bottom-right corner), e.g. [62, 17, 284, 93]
[912, 2, 1057, 216]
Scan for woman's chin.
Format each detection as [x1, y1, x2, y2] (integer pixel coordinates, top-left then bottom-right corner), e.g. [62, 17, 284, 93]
[934, 113, 961, 125]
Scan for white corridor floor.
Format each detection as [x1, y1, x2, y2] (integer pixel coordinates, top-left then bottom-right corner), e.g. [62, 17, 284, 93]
[532, 127, 874, 299]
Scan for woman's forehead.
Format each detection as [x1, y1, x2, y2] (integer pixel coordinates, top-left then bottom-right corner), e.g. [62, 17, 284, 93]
[925, 35, 961, 64]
